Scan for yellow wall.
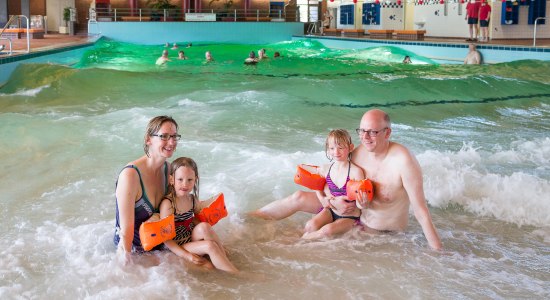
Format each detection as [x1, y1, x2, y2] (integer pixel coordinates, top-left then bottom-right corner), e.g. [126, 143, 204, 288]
[404, 3, 414, 30]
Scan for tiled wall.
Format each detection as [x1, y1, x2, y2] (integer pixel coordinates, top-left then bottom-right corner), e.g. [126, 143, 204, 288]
[328, 1, 550, 39]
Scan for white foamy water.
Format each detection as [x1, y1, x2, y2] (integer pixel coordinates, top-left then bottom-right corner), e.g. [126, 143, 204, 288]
[1, 43, 549, 299]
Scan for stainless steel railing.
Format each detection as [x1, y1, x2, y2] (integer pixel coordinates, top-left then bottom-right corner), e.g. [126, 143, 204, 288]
[0, 15, 31, 54]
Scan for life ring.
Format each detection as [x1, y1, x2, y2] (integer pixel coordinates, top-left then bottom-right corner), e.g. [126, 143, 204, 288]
[197, 193, 228, 226]
[346, 179, 374, 202]
[139, 214, 176, 251]
[293, 164, 326, 190]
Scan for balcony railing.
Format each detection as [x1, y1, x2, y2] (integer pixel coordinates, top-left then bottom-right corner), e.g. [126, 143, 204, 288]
[92, 8, 298, 23]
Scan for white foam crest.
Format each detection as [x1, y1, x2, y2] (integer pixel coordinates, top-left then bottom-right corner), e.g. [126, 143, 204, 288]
[177, 98, 206, 107]
[207, 90, 270, 107]
[186, 140, 325, 213]
[40, 180, 85, 199]
[420, 143, 550, 227]
[489, 137, 550, 169]
[0, 84, 50, 97]
[372, 73, 408, 81]
[497, 106, 545, 118]
[420, 75, 469, 80]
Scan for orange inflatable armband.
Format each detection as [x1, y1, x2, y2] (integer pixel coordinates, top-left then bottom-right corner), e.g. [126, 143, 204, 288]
[197, 193, 228, 226]
[294, 164, 326, 191]
[346, 179, 374, 202]
[139, 214, 176, 251]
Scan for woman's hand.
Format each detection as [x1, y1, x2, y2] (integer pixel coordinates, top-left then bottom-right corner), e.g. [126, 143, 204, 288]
[116, 245, 133, 266]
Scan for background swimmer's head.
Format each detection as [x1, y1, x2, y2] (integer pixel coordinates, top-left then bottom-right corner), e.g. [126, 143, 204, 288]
[169, 157, 200, 199]
[143, 116, 179, 157]
[325, 129, 353, 161]
[249, 51, 256, 58]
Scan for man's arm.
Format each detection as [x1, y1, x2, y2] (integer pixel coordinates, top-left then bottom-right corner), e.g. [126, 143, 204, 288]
[401, 151, 443, 250]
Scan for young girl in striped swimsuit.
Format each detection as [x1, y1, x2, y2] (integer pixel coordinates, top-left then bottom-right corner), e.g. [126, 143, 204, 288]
[302, 129, 365, 240]
[159, 157, 239, 273]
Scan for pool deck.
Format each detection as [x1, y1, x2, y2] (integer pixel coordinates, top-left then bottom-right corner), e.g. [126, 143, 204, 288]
[0, 33, 95, 57]
[1, 33, 548, 59]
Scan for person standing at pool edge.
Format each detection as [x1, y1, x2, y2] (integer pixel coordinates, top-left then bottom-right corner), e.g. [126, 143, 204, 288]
[251, 109, 442, 250]
[465, 0, 481, 42]
[114, 116, 180, 263]
[479, 0, 491, 42]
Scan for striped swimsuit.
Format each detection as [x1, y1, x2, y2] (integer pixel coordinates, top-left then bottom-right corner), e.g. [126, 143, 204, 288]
[172, 196, 196, 245]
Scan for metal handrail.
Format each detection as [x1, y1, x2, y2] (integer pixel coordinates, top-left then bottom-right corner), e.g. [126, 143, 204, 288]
[92, 8, 295, 22]
[533, 17, 547, 47]
[0, 15, 17, 36]
[0, 15, 30, 54]
[0, 37, 13, 55]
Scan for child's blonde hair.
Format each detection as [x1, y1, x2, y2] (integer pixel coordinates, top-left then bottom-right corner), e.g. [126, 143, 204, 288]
[325, 129, 353, 161]
[166, 157, 200, 212]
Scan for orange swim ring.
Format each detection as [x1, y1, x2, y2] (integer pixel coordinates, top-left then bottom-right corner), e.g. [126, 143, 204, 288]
[346, 179, 374, 202]
[197, 193, 228, 226]
[293, 164, 326, 191]
[139, 214, 176, 251]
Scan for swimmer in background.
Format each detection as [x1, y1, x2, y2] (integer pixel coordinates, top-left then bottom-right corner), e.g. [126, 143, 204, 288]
[403, 56, 412, 64]
[205, 51, 214, 62]
[171, 43, 179, 50]
[156, 50, 170, 65]
[258, 49, 268, 59]
[178, 51, 188, 60]
[159, 157, 239, 274]
[244, 51, 259, 65]
[187, 43, 192, 48]
[273, 52, 281, 58]
[164, 42, 170, 47]
[464, 44, 481, 65]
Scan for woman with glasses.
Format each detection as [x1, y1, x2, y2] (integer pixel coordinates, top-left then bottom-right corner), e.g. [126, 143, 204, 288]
[114, 115, 181, 263]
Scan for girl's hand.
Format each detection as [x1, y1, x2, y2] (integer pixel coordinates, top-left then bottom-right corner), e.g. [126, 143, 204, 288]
[184, 252, 208, 266]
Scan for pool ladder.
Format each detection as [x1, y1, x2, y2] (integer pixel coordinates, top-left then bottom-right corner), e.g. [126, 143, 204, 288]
[307, 21, 322, 36]
[0, 15, 31, 55]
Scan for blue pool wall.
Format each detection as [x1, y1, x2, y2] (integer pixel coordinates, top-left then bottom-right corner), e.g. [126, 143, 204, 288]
[297, 36, 550, 64]
[88, 21, 305, 45]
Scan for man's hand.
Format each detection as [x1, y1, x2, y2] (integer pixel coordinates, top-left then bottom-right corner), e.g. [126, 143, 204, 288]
[356, 190, 370, 209]
[330, 196, 356, 214]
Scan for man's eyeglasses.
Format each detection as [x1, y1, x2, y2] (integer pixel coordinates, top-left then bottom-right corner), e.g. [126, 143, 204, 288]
[151, 134, 181, 141]
[355, 128, 388, 137]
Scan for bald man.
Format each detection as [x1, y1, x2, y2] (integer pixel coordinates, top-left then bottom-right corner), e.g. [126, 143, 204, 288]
[252, 109, 442, 250]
